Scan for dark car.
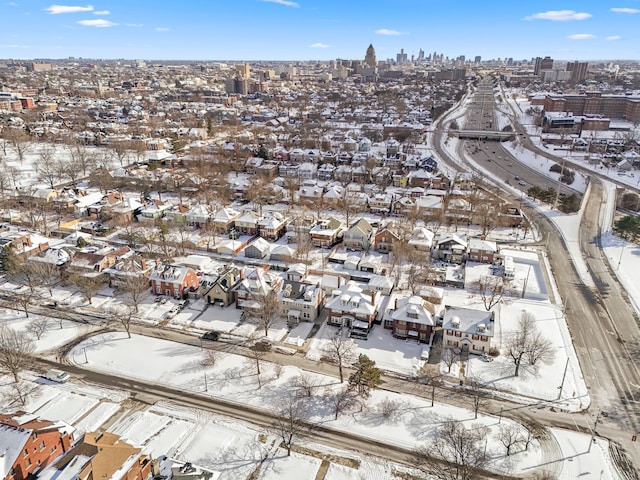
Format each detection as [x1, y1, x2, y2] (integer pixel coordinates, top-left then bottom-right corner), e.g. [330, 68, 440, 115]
[202, 331, 220, 341]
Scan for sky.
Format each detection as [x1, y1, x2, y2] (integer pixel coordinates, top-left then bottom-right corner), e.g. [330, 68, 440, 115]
[0, 1, 638, 61]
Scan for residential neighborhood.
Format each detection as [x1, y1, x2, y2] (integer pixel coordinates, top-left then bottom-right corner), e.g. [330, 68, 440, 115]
[0, 22, 639, 480]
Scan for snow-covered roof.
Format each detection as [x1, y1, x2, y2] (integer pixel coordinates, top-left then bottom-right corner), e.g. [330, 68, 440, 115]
[0, 426, 31, 479]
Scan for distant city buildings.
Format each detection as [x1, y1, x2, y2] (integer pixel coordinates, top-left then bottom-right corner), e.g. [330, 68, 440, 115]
[364, 44, 377, 67]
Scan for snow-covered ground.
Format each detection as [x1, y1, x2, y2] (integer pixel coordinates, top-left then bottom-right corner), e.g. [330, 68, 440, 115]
[57, 330, 614, 478]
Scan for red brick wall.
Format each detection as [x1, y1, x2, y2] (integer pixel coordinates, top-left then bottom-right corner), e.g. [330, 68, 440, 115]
[10, 430, 73, 480]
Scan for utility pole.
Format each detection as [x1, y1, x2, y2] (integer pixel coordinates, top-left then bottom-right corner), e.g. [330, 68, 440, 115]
[557, 357, 569, 400]
[587, 412, 601, 453]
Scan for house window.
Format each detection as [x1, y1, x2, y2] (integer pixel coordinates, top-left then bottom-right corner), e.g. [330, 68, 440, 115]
[39, 441, 45, 451]
[23, 449, 28, 457]
[9, 468, 15, 477]
[50, 445, 57, 453]
[396, 329, 407, 336]
[26, 458, 32, 468]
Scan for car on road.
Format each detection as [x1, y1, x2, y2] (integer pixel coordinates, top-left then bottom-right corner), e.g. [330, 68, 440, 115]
[202, 331, 220, 341]
[518, 180, 526, 186]
[45, 368, 70, 383]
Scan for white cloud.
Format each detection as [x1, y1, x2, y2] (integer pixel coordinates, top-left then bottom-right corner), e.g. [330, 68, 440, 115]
[375, 28, 403, 36]
[46, 4, 94, 14]
[260, 0, 299, 7]
[309, 42, 330, 48]
[155, 27, 169, 31]
[567, 33, 596, 40]
[606, 35, 622, 41]
[7, 3, 19, 6]
[125, 23, 143, 27]
[524, 10, 591, 21]
[611, 7, 640, 14]
[93, 9, 110, 15]
[0, 43, 28, 48]
[77, 18, 117, 27]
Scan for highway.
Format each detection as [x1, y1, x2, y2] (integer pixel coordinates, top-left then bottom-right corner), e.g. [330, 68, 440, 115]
[432, 79, 640, 477]
[460, 78, 575, 196]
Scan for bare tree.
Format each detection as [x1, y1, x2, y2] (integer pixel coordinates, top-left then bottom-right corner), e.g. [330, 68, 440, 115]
[496, 424, 524, 456]
[107, 305, 134, 338]
[27, 317, 50, 340]
[70, 274, 106, 305]
[250, 288, 281, 337]
[377, 397, 401, 420]
[15, 292, 33, 318]
[323, 331, 356, 383]
[324, 386, 358, 420]
[118, 274, 150, 313]
[272, 394, 311, 456]
[8, 258, 41, 294]
[35, 144, 61, 189]
[441, 346, 459, 374]
[474, 275, 509, 311]
[6, 128, 32, 164]
[503, 311, 555, 377]
[466, 377, 488, 419]
[415, 420, 487, 480]
[0, 325, 35, 382]
[67, 142, 97, 177]
[3, 380, 39, 408]
[293, 373, 320, 398]
[246, 336, 269, 389]
[110, 140, 132, 166]
[31, 261, 60, 297]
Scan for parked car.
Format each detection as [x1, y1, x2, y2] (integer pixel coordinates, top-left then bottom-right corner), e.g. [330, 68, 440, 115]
[178, 299, 189, 309]
[202, 331, 220, 341]
[45, 368, 70, 383]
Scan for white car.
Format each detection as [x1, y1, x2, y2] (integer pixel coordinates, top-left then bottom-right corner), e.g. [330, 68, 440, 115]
[45, 368, 70, 383]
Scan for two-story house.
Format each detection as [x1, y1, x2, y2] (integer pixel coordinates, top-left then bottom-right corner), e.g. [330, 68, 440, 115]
[343, 218, 374, 251]
[310, 217, 345, 248]
[200, 265, 240, 307]
[279, 266, 324, 327]
[467, 238, 499, 264]
[258, 212, 287, 241]
[0, 411, 74, 480]
[432, 233, 467, 264]
[325, 282, 378, 339]
[232, 267, 282, 313]
[442, 305, 494, 354]
[384, 295, 435, 343]
[234, 211, 262, 236]
[373, 225, 400, 253]
[212, 207, 241, 234]
[149, 263, 199, 298]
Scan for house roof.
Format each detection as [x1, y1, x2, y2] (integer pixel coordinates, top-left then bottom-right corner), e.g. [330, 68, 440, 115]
[52, 432, 143, 480]
[468, 238, 498, 253]
[0, 426, 31, 479]
[442, 305, 493, 336]
[391, 296, 434, 326]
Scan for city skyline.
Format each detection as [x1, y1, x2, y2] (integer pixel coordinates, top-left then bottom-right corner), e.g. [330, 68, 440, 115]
[0, 0, 639, 61]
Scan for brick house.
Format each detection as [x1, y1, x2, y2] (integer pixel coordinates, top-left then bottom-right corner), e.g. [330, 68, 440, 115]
[373, 225, 400, 253]
[442, 305, 494, 354]
[384, 295, 435, 343]
[40, 432, 152, 480]
[149, 264, 199, 298]
[0, 411, 74, 480]
[467, 238, 498, 264]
